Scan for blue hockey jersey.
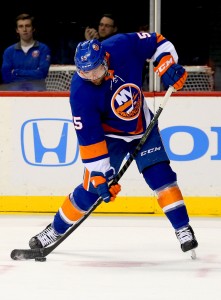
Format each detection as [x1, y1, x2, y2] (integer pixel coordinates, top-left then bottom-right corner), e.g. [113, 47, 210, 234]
[70, 32, 178, 174]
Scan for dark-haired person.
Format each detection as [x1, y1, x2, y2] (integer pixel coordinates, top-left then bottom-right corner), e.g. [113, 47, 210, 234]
[1, 13, 51, 91]
[84, 13, 118, 41]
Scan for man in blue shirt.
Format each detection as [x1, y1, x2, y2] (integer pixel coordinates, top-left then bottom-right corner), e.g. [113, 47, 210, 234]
[1, 13, 51, 91]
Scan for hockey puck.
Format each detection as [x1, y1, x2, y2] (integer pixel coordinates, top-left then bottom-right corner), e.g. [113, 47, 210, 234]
[35, 257, 47, 262]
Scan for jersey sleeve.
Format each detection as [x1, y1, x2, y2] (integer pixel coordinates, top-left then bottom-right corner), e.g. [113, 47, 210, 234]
[107, 32, 178, 64]
[70, 78, 111, 174]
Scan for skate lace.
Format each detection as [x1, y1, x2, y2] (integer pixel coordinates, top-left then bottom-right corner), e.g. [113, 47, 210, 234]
[37, 226, 60, 247]
[176, 226, 193, 244]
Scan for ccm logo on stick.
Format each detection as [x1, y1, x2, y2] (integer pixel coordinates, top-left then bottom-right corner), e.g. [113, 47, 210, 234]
[141, 147, 161, 156]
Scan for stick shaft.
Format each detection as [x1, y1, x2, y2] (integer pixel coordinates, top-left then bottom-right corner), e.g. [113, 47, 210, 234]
[47, 86, 174, 252]
[115, 86, 174, 182]
[51, 86, 174, 244]
[15, 86, 174, 259]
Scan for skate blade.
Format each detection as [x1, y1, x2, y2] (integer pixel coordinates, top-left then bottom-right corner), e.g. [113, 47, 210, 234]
[191, 249, 197, 260]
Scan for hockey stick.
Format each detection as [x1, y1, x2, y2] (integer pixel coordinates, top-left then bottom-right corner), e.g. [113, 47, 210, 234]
[11, 86, 174, 261]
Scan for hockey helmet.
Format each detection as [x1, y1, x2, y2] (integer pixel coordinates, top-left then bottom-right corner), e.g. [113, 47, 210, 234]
[74, 39, 108, 80]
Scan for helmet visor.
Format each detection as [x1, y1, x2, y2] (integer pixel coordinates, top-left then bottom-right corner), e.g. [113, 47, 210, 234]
[77, 62, 108, 81]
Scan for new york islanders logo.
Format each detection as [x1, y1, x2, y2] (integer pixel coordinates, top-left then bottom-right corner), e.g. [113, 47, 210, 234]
[111, 83, 142, 120]
[32, 50, 40, 58]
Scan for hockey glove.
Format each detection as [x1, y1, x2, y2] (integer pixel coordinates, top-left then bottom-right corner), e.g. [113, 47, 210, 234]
[90, 170, 121, 203]
[153, 52, 187, 90]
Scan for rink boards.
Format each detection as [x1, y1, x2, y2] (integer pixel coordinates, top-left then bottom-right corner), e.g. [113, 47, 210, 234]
[0, 91, 221, 216]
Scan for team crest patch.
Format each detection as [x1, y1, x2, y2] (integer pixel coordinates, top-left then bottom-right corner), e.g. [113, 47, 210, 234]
[32, 50, 40, 58]
[111, 83, 142, 120]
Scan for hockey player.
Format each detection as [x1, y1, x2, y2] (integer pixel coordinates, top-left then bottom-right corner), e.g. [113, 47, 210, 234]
[29, 31, 198, 254]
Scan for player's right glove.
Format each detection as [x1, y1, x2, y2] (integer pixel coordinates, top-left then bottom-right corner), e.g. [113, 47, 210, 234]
[90, 170, 121, 203]
[153, 52, 187, 90]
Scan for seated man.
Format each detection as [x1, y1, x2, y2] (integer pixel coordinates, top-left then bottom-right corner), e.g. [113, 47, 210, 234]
[1, 13, 51, 91]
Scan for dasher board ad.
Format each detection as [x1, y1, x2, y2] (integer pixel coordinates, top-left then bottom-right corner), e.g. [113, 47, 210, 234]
[0, 95, 220, 197]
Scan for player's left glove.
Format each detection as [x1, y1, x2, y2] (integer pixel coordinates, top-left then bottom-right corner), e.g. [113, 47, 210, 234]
[153, 52, 187, 90]
[90, 169, 121, 203]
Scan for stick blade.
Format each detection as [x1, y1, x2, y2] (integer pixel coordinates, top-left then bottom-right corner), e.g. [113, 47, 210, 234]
[11, 248, 45, 260]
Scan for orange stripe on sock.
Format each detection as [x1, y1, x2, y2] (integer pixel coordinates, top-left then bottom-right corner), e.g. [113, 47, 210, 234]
[61, 196, 84, 221]
[157, 186, 183, 209]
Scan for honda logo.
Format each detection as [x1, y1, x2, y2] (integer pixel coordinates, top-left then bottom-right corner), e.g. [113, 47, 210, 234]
[21, 118, 79, 166]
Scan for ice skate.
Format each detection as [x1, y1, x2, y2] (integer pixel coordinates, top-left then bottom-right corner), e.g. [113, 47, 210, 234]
[175, 225, 198, 256]
[29, 224, 62, 249]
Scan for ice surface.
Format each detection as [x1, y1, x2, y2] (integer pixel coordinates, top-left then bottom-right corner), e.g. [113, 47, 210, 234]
[1, 215, 221, 300]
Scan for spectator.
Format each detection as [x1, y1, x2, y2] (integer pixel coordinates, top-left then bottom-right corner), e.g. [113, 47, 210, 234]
[138, 24, 149, 33]
[84, 13, 118, 41]
[52, 14, 118, 65]
[1, 13, 51, 91]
